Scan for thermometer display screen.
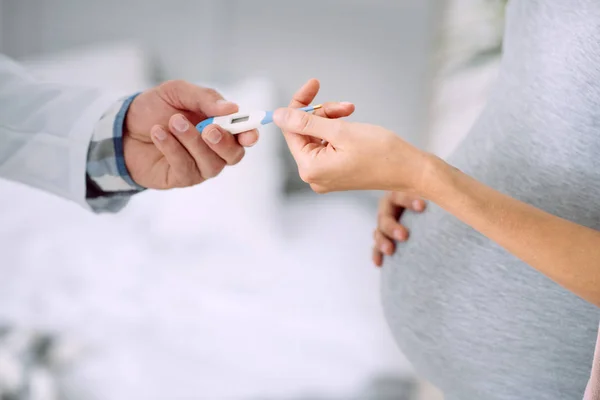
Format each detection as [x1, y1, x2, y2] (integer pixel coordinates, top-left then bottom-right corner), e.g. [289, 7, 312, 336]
[231, 116, 250, 124]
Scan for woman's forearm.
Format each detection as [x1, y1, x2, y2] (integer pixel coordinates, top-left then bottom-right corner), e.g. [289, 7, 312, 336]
[416, 156, 600, 307]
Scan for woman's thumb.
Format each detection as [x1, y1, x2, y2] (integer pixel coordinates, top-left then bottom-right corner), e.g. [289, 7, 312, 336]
[273, 108, 344, 142]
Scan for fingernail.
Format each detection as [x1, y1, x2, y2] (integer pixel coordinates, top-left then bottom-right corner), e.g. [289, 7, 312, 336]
[153, 127, 167, 141]
[205, 128, 222, 144]
[340, 102, 353, 106]
[394, 229, 405, 241]
[172, 115, 189, 133]
[413, 200, 424, 211]
[217, 99, 235, 106]
[381, 243, 391, 254]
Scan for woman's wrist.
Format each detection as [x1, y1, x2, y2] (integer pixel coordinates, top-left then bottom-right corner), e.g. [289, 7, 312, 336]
[384, 135, 456, 198]
[411, 153, 456, 201]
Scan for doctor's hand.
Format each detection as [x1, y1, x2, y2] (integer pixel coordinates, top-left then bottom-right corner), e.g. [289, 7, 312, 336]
[122, 80, 259, 189]
[273, 105, 433, 194]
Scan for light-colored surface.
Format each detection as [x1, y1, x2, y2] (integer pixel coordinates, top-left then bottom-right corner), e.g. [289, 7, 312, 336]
[0, 186, 411, 399]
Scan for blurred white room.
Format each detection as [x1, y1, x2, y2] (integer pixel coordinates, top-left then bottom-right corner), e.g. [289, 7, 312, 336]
[0, 1, 505, 399]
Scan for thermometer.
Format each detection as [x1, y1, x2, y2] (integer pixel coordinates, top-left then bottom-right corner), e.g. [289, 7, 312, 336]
[196, 104, 323, 135]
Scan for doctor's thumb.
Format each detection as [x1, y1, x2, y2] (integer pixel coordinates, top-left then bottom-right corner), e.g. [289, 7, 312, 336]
[159, 80, 238, 117]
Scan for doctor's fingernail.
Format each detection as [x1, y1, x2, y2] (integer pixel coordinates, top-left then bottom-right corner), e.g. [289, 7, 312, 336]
[340, 102, 353, 106]
[217, 99, 235, 106]
[205, 128, 222, 144]
[153, 127, 167, 141]
[172, 115, 189, 133]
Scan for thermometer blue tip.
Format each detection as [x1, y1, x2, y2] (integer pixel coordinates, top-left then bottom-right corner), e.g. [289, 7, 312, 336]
[196, 117, 214, 133]
[260, 111, 274, 125]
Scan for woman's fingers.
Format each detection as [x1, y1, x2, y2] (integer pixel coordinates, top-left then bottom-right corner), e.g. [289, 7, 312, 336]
[281, 79, 322, 156]
[150, 125, 203, 187]
[378, 213, 409, 242]
[288, 79, 354, 121]
[390, 191, 426, 212]
[313, 101, 355, 120]
[372, 191, 428, 265]
[374, 229, 395, 255]
[273, 107, 346, 143]
[282, 79, 354, 161]
[373, 247, 384, 267]
[377, 192, 427, 241]
[289, 78, 320, 108]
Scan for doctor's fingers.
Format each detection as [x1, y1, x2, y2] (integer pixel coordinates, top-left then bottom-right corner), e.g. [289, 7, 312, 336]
[200, 124, 247, 165]
[167, 114, 228, 178]
[160, 80, 238, 117]
[150, 126, 204, 187]
[237, 129, 260, 148]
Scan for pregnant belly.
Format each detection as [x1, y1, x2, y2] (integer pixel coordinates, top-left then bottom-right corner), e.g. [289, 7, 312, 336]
[381, 204, 599, 400]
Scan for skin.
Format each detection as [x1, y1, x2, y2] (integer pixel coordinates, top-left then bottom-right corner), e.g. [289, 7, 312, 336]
[372, 191, 426, 267]
[273, 78, 600, 308]
[123, 80, 259, 189]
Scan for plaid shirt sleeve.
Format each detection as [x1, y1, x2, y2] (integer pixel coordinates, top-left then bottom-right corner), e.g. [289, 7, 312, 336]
[85, 93, 146, 213]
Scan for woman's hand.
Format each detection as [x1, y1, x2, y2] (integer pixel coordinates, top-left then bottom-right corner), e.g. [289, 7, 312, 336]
[276, 83, 600, 309]
[273, 93, 434, 194]
[373, 192, 426, 267]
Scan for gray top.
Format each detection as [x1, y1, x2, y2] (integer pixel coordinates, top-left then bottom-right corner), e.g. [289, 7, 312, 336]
[381, 1, 600, 399]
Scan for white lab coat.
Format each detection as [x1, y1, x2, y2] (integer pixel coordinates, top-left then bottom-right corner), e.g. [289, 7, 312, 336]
[0, 54, 124, 209]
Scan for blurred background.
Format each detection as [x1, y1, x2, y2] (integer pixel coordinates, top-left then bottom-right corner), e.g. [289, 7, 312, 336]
[0, 0, 505, 399]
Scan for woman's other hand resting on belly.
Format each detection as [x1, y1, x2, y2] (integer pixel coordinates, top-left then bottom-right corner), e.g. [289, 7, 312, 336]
[372, 191, 426, 267]
[273, 78, 600, 309]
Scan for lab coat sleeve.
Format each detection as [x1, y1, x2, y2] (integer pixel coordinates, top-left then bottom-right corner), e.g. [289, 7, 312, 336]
[85, 94, 146, 213]
[0, 54, 129, 210]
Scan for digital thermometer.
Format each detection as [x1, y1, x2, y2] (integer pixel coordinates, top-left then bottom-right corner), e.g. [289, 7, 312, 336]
[196, 104, 323, 135]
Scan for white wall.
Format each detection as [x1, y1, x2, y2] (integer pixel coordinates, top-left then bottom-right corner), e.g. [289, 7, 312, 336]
[0, 1, 3, 52]
[0, 0, 439, 141]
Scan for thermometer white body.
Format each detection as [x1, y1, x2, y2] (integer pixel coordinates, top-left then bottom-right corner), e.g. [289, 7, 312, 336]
[196, 104, 321, 135]
[198, 111, 269, 135]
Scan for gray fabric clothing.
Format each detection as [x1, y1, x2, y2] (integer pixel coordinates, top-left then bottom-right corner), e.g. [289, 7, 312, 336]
[381, 1, 600, 399]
